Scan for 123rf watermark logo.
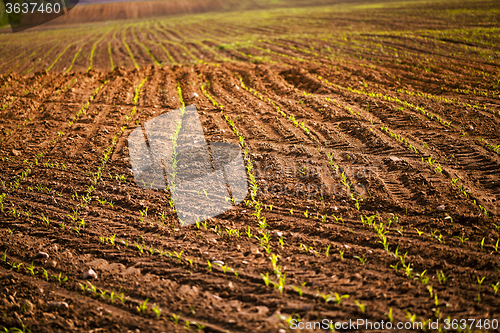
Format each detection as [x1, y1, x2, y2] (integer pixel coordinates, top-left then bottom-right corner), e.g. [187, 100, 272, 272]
[2, 0, 79, 32]
[128, 105, 248, 227]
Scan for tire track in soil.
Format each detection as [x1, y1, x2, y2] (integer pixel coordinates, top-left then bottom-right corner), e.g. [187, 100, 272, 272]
[222, 63, 433, 215]
[283, 65, 499, 216]
[197, 63, 500, 280]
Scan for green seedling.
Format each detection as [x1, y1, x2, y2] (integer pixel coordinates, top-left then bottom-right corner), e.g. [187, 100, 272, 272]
[279, 234, 284, 247]
[52, 272, 68, 286]
[221, 265, 233, 274]
[385, 307, 394, 323]
[453, 232, 469, 244]
[109, 291, 124, 303]
[262, 272, 271, 286]
[135, 243, 144, 254]
[86, 281, 97, 294]
[99, 289, 108, 299]
[41, 213, 50, 226]
[26, 262, 37, 276]
[9, 261, 22, 271]
[275, 272, 286, 293]
[194, 322, 206, 331]
[491, 281, 500, 295]
[39, 267, 49, 281]
[354, 300, 365, 313]
[477, 276, 486, 302]
[332, 214, 344, 224]
[139, 207, 148, 223]
[207, 260, 212, 271]
[328, 292, 350, 305]
[416, 270, 429, 286]
[339, 249, 345, 260]
[436, 270, 449, 284]
[172, 250, 183, 263]
[152, 304, 161, 319]
[79, 282, 88, 292]
[171, 313, 180, 325]
[325, 244, 331, 257]
[353, 255, 367, 265]
[292, 282, 307, 297]
[137, 298, 148, 313]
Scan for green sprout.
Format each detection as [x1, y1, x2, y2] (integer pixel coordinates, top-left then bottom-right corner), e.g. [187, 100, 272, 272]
[152, 304, 161, 319]
[52, 272, 68, 286]
[137, 298, 149, 313]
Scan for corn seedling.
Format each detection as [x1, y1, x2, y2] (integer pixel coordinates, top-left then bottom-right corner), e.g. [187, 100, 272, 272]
[152, 304, 161, 319]
[339, 249, 345, 260]
[292, 282, 307, 297]
[135, 243, 144, 254]
[477, 276, 486, 302]
[491, 281, 500, 295]
[354, 300, 365, 313]
[0, 193, 7, 211]
[26, 262, 37, 276]
[353, 255, 367, 265]
[262, 272, 271, 286]
[41, 214, 50, 226]
[8, 261, 22, 271]
[332, 214, 344, 224]
[436, 270, 449, 284]
[416, 270, 429, 286]
[328, 292, 350, 305]
[137, 298, 149, 313]
[52, 272, 68, 286]
[453, 232, 469, 244]
[171, 313, 180, 325]
[39, 267, 49, 281]
[275, 272, 286, 293]
[479, 237, 485, 250]
[207, 260, 212, 271]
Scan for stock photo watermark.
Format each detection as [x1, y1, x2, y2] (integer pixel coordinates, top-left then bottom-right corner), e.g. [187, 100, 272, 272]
[3, 0, 79, 32]
[128, 105, 248, 226]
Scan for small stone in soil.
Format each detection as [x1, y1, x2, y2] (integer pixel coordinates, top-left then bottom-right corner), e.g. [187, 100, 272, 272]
[83, 269, 98, 280]
[48, 301, 69, 310]
[35, 252, 49, 259]
[437, 205, 446, 211]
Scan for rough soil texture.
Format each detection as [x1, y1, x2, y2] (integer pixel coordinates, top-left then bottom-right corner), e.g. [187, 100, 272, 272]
[0, 0, 500, 332]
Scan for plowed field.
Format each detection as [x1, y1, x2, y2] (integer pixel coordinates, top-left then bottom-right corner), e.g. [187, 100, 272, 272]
[1, 0, 500, 332]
